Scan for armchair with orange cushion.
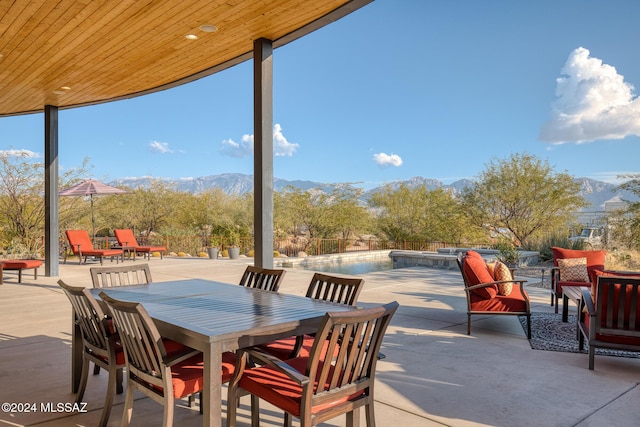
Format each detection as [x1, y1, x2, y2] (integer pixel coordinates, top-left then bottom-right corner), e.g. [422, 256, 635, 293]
[456, 250, 531, 339]
[65, 230, 123, 265]
[551, 247, 606, 313]
[578, 274, 640, 369]
[113, 229, 166, 260]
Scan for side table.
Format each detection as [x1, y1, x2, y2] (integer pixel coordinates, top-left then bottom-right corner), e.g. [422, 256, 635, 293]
[562, 286, 589, 340]
[111, 245, 136, 261]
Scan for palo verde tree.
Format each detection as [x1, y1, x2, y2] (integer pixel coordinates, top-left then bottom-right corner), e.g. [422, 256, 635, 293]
[0, 149, 89, 255]
[461, 152, 588, 246]
[369, 183, 482, 243]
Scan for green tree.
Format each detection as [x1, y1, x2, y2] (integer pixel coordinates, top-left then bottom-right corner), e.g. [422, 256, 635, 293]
[0, 150, 89, 255]
[612, 173, 640, 250]
[369, 183, 481, 243]
[461, 153, 587, 246]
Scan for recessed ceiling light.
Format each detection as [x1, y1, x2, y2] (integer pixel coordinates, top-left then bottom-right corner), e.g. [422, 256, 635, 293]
[185, 34, 198, 40]
[53, 86, 71, 95]
[199, 24, 218, 33]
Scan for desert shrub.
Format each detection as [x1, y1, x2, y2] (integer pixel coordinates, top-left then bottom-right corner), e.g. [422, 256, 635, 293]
[522, 234, 584, 261]
[606, 249, 640, 270]
[177, 251, 187, 257]
[198, 251, 208, 257]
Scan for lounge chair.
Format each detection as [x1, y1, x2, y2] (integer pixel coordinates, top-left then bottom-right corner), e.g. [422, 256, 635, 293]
[113, 229, 166, 260]
[64, 230, 123, 265]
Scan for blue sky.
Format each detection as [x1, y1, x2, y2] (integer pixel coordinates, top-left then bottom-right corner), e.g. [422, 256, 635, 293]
[2, 0, 640, 189]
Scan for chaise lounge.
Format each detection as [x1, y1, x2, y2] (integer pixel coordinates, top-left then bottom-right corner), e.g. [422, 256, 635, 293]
[114, 229, 166, 260]
[64, 230, 123, 265]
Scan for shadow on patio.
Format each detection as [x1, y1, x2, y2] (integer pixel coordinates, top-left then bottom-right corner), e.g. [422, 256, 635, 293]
[1, 257, 640, 426]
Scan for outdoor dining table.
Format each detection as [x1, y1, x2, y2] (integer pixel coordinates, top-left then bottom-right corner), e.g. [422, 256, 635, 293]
[73, 278, 357, 427]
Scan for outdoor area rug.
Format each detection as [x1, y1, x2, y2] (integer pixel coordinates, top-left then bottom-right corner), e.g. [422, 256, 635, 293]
[519, 312, 640, 359]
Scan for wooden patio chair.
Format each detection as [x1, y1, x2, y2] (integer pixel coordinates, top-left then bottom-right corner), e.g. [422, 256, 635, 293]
[259, 273, 365, 360]
[99, 292, 236, 427]
[579, 275, 640, 370]
[239, 265, 286, 291]
[457, 251, 531, 339]
[64, 230, 123, 265]
[58, 280, 124, 427]
[90, 263, 153, 288]
[226, 301, 399, 427]
[114, 228, 166, 260]
[551, 247, 606, 312]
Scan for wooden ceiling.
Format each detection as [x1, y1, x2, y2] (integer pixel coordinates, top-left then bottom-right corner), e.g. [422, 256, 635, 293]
[0, 0, 371, 117]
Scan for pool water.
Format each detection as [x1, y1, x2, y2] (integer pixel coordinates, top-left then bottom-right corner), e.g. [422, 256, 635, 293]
[298, 258, 393, 275]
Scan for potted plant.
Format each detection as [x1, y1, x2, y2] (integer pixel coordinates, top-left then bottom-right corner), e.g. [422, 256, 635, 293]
[207, 237, 220, 259]
[495, 242, 520, 269]
[226, 229, 241, 260]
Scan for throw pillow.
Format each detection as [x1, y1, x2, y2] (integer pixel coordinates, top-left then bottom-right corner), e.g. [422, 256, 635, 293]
[558, 257, 590, 282]
[493, 261, 513, 296]
[486, 261, 496, 278]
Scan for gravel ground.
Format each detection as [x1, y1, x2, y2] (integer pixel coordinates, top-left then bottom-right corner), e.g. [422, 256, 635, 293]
[515, 260, 554, 289]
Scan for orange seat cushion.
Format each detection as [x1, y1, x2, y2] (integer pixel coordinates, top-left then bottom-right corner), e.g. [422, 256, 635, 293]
[258, 335, 317, 360]
[238, 357, 363, 417]
[2, 260, 43, 269]
[470, 283, 528, 312]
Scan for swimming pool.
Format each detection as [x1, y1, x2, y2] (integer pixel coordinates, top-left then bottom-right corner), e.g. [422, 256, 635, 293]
[296, 258, 393, 275]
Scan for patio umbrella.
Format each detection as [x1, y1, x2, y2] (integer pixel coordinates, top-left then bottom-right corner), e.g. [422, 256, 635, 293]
[59, 179, 127, 243]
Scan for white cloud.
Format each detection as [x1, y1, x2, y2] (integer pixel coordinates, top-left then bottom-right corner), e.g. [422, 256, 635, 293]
[373, 152, 403, 167]
[0, 149, 40, 158]
[540, 47, 640, 144]
[220, 124, 299, 158]
[273, 124, 299, 156]
[220, 135, 253, 158]
[149, 141, 173, 154]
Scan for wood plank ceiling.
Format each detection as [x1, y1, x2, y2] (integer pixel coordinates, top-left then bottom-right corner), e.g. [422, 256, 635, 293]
[0, 0, 371, 117]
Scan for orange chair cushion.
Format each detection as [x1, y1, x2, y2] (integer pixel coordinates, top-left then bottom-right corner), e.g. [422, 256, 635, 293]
[258, 335, 318, 360]
[66, 230, 95, 251]
[552, 247, 606, 295]
[463, 251, 497, 299]
[151, 351, 235, 399]
[591, 269, 640, 299]
[238, 357, 364, 417]
[470, 283, 528, 312]
[114, 229, 139, 246]
[584, 277, 640, 346]
[1, 260, 43, 269]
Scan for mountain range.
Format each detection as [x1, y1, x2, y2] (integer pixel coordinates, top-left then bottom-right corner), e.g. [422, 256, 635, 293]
[111, 173, 637, 211]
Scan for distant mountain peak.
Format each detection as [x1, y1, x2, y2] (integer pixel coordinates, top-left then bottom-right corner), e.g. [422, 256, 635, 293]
[110, 174, 637, 210]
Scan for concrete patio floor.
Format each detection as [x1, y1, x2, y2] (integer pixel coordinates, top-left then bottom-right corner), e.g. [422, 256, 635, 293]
[1, 256, 639, 426]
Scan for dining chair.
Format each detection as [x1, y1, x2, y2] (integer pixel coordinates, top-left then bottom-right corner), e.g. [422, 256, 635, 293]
[58, 280, 124, 427]
[99, 292, 236, 427]
[259, 273, 365, 360]
[239, 265, 286, 291]
[90, 263, 153, 288]
[226, 301, 399, 427]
